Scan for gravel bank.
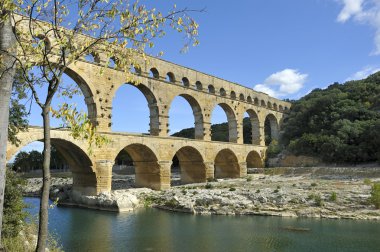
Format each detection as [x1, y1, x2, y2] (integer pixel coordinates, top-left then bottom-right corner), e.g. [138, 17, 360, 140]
[22, 174, 380, 219]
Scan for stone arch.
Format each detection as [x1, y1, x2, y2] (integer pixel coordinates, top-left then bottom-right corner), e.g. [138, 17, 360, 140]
[182, 77, 190, 87]
[214, 149, 240, 178]
[230, 91, 236, 99]
[254, 98, 259, 106]
[279, 105, 284, 111]
[149, 67, 160, 79]
[169, 94, 204, 140]
[208, 85, 215, 94]
[112, 82, 160, 135]
[166, 72, 175, 83]
[246, 151, 263, 168]
[219, 88, 226, 96]
[247, 96, 252, 103]
[245, 109, 261, 145]
[196, 81, 203, 90]
[8, 135, 96, 195]
[211, 103, 238, 143]
[261, 100, 266, 107]
[239, 93, 245, 101]
[273, 103, 278, 111]
[64, 67, 97, 126]
[267, 101, 273, 109]
[118, 144, 161, 190]
[265, 113, 279, 145]
[172, 146, 207, 184]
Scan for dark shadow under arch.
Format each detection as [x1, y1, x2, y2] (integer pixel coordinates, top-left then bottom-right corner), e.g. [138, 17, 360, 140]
[246, 151, 263, 168]
[172, 146, 206, 185]
[214, 149, 240, 178]
[115, 144, 161, 190]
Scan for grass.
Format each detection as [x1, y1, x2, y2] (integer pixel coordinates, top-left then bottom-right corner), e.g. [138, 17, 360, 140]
[370, 182, 380, 209]
[2, 221, 63, 252]
[329, 192, 337, 202]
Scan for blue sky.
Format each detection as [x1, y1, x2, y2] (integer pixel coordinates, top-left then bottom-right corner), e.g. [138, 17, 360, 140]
[17, 0, 380, 154]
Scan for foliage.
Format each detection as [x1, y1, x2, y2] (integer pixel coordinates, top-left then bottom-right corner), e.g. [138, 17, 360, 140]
[1, 1, 200, 250]
[2, 169, 27, 238]
[267, 140, 282, 158]
[12, 147, 67, 172]
[173, 117, 254, 143]
[370, 182, 380, 209]
[51, 103, 109, 153]
[281, 72, 380, 163]
[329, 192, 337, 202]
[205, 183, 213, 189]
[8, 69, 29, 146]
[364, 178, 372, 185]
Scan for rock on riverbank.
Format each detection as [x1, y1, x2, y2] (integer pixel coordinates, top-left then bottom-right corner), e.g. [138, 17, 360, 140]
[22, 174, 380, 220]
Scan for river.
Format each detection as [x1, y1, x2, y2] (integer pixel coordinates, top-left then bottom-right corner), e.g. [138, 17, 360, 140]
[25, 197, 380, 252]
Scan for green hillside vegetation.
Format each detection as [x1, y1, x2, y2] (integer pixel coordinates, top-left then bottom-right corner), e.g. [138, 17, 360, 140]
[281, 72, 380, 163]
[172, 117, 254, 143]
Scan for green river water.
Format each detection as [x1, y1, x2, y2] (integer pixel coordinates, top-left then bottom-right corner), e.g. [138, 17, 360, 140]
[25, 197, 380, 252]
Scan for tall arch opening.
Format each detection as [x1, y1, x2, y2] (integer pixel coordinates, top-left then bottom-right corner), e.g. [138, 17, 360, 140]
[27, 69, 94, 128]
[246, 151, 263, 168]
[169, 94, 204, 140]
[211, 103, 237, 142]
[243, 109, 261, 145]
[214, 149, 240, 178]
[112, 83, 159, 135]
[265, 114, 279, 145]
[113, 144, 161, 190]
[8, 139, 96, 195]
[171, 146, 206, 186]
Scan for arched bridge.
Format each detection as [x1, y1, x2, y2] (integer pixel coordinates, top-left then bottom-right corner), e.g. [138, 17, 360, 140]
[6, 39, 291, 195]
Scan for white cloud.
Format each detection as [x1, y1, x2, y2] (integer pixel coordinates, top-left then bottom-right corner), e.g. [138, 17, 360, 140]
[337, 0, 364, 22]
[337, 0, 380, 55]
[345, 65, 380, 80]
[253, 69, 308, 98]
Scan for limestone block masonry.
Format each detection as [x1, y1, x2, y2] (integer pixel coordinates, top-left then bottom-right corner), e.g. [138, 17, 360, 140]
[7, 18, 291, 194]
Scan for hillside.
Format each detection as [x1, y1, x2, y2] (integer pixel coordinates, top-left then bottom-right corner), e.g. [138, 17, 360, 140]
[281, 72, 380, 163]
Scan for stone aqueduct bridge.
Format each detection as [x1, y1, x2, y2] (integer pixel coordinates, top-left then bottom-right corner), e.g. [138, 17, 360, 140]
[6, 53, 291, 195]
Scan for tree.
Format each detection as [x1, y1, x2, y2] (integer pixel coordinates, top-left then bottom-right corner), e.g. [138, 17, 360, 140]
[2, 169, 26, 239]
[2, 1, 199, 251]
[281, 72, 380, 163]
[0, 4, 17, 247]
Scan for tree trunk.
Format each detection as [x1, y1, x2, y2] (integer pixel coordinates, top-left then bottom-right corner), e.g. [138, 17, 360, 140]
[0, 12, 16, 248]
[36, 106, 52, 252]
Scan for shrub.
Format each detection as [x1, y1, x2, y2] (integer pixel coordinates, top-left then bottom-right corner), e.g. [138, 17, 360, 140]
[329, 192, 337, 202]
[311, 182, 317, 187]
[273, 189, 279, 193]
[246, 176, 252, 182]
[292, 183, 296, 187]
[267, 140, 282, 158]
[364, 178, 372, 185]
[370, 182, 380, 209]
[277, 185, 281, 189]
[314, 195, 324, 207]
[229, 187, 236, 192]
[256, 189, 260, 193]
[205, 183, 213, 189]
[2, 169, 27, 238]
[207, 177, 217, 182]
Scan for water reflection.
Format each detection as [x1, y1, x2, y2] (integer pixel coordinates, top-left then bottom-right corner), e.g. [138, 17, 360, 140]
[24, 198, 380, 252]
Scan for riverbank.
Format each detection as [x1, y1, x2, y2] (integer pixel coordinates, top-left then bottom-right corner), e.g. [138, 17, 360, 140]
[22, 172, 380, 220]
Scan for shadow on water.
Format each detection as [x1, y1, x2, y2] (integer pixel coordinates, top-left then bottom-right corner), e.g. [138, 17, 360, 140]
[25, 197, 380, 252]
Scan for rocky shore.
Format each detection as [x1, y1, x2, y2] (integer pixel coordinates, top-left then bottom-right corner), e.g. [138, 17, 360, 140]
[22, 173, 380, 220]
